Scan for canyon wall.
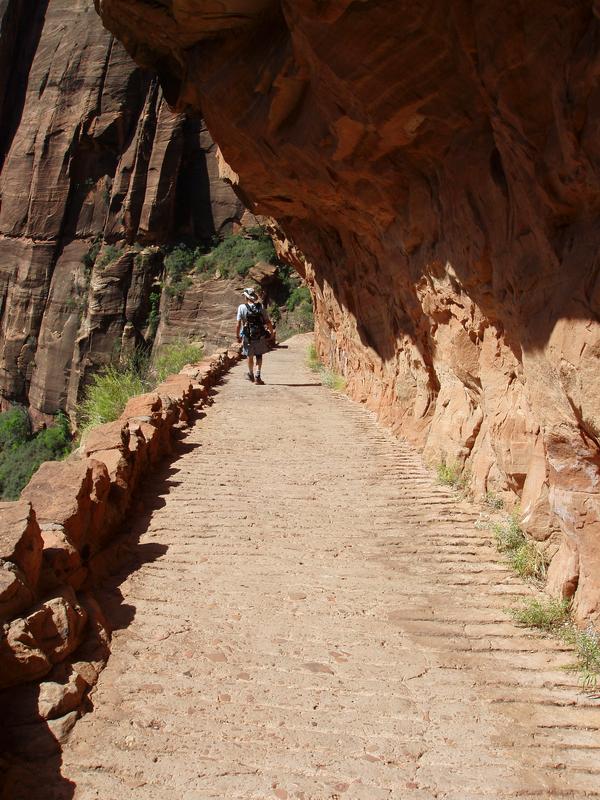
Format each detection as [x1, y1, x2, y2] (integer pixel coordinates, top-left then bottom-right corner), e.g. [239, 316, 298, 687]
[0, 0, 247, 425]
[95, 0, 600, 621]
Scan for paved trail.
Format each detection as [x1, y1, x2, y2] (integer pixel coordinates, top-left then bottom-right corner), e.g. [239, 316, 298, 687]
[52, 336, 599, 798]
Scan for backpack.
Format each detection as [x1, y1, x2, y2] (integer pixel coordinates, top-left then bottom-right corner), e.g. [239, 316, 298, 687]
[243, 302, 267, 341]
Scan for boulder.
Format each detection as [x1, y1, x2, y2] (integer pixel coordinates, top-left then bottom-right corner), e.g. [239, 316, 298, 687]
[0, 587, 88, 689]
[0, 502, 43, 622]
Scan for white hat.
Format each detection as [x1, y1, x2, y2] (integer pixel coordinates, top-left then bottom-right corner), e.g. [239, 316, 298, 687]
[243, 287, 258, 301]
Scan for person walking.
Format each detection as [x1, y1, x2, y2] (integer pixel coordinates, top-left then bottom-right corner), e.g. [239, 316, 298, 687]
[236, 287, 274, 385]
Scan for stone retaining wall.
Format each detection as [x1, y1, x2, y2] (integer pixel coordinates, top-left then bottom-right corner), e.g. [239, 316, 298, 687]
[0, 345, 240, 760]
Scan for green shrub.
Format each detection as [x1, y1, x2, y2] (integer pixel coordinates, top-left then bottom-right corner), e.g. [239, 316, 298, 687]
[321, 369, 346, 391]
[307, 343, 320, 371]
[566, 626, 600, 691]
[493, 514, 526, 553]
[510, 597, 571, 631]
[484, 491, 504, 510]
[82, 239, 102, 274]
[492, 513, 548, 581]
[151, 341, 203, 383]
[146, 290, 161, 340]
[436, 459, 467, 490]
[268, 302, 281, 323]
[78, 364, 148, 431]
[0, 406, 30, 451]
[286, 285, 312, 312]
[95, 244, 121, 270]
[197, 229, 277, 279]
[0, 411, 72, 500]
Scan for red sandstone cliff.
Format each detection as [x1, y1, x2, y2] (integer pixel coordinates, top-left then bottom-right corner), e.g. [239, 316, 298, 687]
[0, 0, 247, 426]
[94, 0, 600, 621]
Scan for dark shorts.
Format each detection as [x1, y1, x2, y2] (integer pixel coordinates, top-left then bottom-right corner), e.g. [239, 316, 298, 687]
[242, 337, 270, 357]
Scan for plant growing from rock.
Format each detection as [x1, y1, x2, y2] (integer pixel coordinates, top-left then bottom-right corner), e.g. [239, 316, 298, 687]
[78, 362, 148, 431]
[493, 513, 549, 581]
[510, 597, 571, 632]
[151, 341, 203, 383]
[436, 459, 468, 491]
[510, 596, 600, 691]
[306, 344, 345, 391]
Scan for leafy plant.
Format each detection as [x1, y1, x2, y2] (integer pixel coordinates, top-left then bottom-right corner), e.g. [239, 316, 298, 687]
[96, 244, 121, 269]
[0, 411, 72, 500]
[510, 597, 571, 632]
[82, 238, 102, 274]
[484, 491, 504, 510]
[321, 369, 346, 391]
[305, 344, 345, 391]
[510, 596, 600, 691]
[146, 290, 161, 340]
[565, 626, 600, 691]
[0, 406, 31, 451]
[492, 513, 548, 580]
[286, 285, 312, 312]
[436, 459, 467, 490]
[196, 229, 277, 279]
[307, 343, 320, 372]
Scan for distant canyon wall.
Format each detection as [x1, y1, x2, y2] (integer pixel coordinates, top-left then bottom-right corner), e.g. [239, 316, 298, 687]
[95, 0, 600, 621]
[0, 0, 246, 426]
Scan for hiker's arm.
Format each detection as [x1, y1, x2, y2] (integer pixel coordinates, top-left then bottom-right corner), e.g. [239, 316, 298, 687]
[235, 319, 242, 341]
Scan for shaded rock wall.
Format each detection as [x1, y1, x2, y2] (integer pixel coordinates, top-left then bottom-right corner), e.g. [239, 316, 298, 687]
[0, 0, 246, 424]
[96, 0, 600, 621]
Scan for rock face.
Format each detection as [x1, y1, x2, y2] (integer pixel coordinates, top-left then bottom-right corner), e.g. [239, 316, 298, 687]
[0, 0, 246, 425]
[95, 1, 600, 621]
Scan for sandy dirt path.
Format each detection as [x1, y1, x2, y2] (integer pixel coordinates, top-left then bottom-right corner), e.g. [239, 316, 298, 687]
[39, 335, 599, 799]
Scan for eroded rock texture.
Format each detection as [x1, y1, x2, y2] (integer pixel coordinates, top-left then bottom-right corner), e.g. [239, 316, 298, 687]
[95, 0, 600, 620]
[0, 0, 246, 425]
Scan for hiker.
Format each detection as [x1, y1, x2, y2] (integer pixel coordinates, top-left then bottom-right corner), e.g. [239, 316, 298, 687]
[236, 287, 274, 385]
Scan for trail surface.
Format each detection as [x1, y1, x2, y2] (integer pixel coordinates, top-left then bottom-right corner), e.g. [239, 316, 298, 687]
[50, 336, 600, 798]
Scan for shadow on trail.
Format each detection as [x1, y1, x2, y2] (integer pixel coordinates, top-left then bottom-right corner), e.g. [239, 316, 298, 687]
[266, 382, 322, 387]
[0, 413, 211, 799]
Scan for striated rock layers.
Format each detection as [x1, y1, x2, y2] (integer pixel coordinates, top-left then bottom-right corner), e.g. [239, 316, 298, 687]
[0, 0, 246, 426]
[95, 0, 600, 621]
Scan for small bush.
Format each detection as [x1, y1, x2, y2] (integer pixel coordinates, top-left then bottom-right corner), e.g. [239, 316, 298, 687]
[510, 597, 571, 632]
[0, 406, 30, 450]
[151, 341, 203, 383]
[567, 626, 600, 691]
[82, 238, 102, 274]
[321, 369, 346, 391]
[510, 541, 549, 580]
[197, 229, 277, 279]
[78, 364, 148, 431]
[493, 514, 525, 553]
[146, 290, 161, 340]
[0, 411, 72, 500]
[286, 285, 312, 312]
[307, 343, 320, 372]
[436, 459, 467, 490]
[484, 491, 504, 510]
[492, 513, 548, 581]
[305, 344, 345, 391]
[96, 244, 121, 269]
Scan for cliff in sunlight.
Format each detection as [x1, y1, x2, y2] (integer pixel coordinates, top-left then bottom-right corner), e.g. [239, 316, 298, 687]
[95, 0, 600, 621]
[0, 0, 248, 426]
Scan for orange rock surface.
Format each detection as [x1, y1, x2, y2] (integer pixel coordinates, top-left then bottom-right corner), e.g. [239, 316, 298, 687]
[95, 0, 600, 621]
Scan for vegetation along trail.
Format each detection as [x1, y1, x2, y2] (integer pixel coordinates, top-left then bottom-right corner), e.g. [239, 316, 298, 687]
[35, 335, 600, 799]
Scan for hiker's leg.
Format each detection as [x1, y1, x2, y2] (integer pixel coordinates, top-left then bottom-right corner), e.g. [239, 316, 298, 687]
[247, 355, 254, 374]
[255, 355, 263, 377]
